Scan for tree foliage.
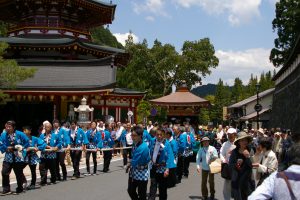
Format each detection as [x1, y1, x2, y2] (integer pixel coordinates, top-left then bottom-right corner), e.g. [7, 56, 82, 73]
[270, 0, 300, 67]
[0, 42, 36, 103]
[117, 35, 219, 98]
[90, 26, 124, 49]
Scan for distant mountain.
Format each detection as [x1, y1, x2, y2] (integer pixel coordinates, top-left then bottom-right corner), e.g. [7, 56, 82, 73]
[191, 84, 217, 97]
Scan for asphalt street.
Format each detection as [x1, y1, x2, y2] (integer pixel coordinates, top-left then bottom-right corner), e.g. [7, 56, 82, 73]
[2, 160, 224, 200]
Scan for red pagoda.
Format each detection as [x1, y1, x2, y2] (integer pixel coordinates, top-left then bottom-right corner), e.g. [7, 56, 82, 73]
[0, 0, 145, 129]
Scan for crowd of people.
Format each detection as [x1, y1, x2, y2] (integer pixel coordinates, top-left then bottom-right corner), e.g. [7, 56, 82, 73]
[0, 119, 299, 200]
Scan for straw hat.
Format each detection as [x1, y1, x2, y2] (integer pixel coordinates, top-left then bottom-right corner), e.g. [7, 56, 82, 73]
[201, 137, 210, 142]
[234, 131, 253, 145]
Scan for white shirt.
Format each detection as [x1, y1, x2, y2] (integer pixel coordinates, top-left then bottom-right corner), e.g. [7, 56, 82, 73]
[125, 131, 133, 145]
[220, 140, 236, 163]
[152, 141, 161, 163]
[147, 125, 153, 133]
[217, 130, 224, 144]
[248, 165, 300, 200]
[115, 126, 124, 140]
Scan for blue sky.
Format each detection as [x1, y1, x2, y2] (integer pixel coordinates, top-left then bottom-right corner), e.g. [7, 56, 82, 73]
[104, 0, 279, 86]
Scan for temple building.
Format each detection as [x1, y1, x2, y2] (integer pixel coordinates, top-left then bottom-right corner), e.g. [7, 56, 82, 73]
[0, 0, 145, 129]
[270, 35, 300, 132]
[150, 82, 210, 125]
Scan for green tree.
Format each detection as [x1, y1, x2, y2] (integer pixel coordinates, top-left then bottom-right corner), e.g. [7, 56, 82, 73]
[199, 95, 215, 125]
[136, 100, 151, 124]
[0, 42, 36, 103]
[246, 74, 258, 97]
[270, 0, 300, 67]
[211, 79, 231, 123]
[90, 26, 124, 49]
[0, 21, 8, 36]
[231, 78, 245, 103]
[117, 35, 219, 98]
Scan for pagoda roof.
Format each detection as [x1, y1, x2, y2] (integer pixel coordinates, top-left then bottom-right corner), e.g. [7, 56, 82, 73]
[0, 0, 116, 26]
[0, 37, 129, 66]
[150, 85, 210, 106]
[9, 63, 116, 91]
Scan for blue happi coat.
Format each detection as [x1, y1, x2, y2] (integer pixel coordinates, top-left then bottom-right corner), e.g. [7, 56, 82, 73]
[0, 130, 29, 163]
[130, 141, 151, 181]
[25, 136, 46, 165]
[68, 127, 88, 147]
[176, 133, 188, 154]
[39, 132, 62, 159]
[169, 137, 178, 160]
[53, 127, 70, 149]
[143, 129, 152, 146]
[149, 138, 176, 173]
[118, 129, 130, 146]
[101, 129, 114, 148]
[86, 128, 103, 149]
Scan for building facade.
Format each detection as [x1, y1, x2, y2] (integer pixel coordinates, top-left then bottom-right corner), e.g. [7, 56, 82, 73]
[0, 0, 145, 130]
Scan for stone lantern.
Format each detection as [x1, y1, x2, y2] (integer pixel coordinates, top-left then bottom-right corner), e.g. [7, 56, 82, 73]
[74, 97, 94, 129]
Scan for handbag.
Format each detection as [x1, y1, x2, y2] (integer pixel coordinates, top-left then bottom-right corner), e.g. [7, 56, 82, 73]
[209, 158, 221, 174]
[221, 163, 232, 179]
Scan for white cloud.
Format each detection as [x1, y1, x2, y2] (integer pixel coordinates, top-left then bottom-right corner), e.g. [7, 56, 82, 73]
[174, 0, 262, 26]
[133, 0, 170, 17]
[145, 16, 155, 21]
[113, 32, 140, 46]
[203, 48, 275, 85]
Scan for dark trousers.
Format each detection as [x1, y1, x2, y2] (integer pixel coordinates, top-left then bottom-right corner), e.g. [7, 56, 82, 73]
[39, 158, 56, 184]
[176, 154, 184, 182]
[183, 156, 191, 177]
[29, 164, 37, 185]
[70, 150, 82, 177]
[149, 168, 158, 200]
[123, 145, 132, 166]
[156, 173, 168, 200]
[127, 177, 148, 200]
[21, 163, 37, 186]
[1, 161, 24, 192]
[167, 167, 177, 188]
[103, 151, 112, 172]
[201, 169, 215, 198]
[56, 152, 67, 179]
[86, 151, 97, 173]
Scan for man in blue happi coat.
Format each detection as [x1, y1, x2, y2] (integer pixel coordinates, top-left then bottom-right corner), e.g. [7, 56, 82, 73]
[23, 126, 46, 190]
[0, 120, 29, 195]
[165, 128, 178, 188]
[183, 124, 196, 178]
[85, 120, 103, 175]
[127, 126, 150, 200]
[119, 123, 133, 168]
[39, 122, 62, 185]
[101, 123, 114, 172]
[68, 120, 88, 179]
[52, 119, 70, 181]
[148, 127, 176, 200]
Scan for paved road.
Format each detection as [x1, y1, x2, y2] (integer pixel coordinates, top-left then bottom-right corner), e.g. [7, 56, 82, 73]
[3, 160, 225, 200]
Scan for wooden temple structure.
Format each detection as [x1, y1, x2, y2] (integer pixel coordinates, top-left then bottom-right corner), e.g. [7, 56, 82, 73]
[149, 82, 210, 125]
[0, 0, 145, 129]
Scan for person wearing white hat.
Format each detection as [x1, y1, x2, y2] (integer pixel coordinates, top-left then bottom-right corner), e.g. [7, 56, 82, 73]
[196, 137, 218, 200]
[220, 128, 237, 200]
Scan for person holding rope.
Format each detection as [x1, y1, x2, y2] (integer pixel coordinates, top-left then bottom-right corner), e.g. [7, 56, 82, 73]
[68, 120, 88, 180]
[127, 126, 150, 200]
[148, 127, 176, 200]
[0, 120, 29, 195]
[85, 120, 103, 175]
[22, 126, 46, 190]
[52, 119, 70, 181]
[39, 122, 62, 186]
[119, 123, 133, 169]
[101, 123, 114, 172]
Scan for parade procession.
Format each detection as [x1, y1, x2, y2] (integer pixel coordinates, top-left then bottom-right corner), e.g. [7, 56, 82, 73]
[0, 0, 300, 200]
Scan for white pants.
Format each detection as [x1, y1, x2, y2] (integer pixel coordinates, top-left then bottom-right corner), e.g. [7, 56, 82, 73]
[223, 179, 232, 200]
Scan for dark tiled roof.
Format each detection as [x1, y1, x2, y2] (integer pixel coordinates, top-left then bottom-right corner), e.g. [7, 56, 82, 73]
[228, 88, 275, 108]
[15, 65, 115, 90]
[113, 88, 146, 95]
[0, 37, 126, 54]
